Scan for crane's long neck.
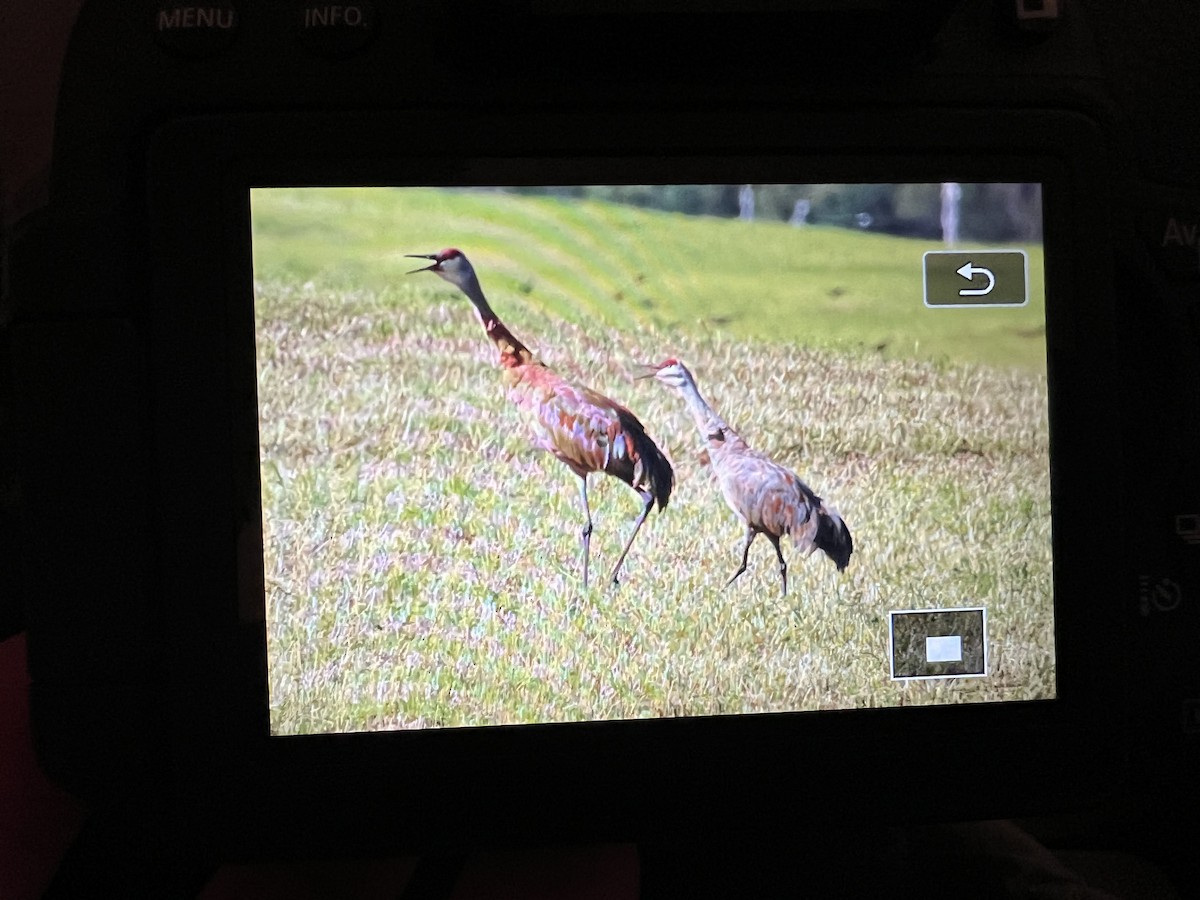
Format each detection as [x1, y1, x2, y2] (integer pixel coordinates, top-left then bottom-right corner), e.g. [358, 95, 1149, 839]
[456, 270, 535, 369]
[675, 373, 740, 446]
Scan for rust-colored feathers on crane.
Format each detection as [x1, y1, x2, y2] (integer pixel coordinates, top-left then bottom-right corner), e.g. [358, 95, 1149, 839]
[524, 377, 674, 513]
[407, 248, 673, 588]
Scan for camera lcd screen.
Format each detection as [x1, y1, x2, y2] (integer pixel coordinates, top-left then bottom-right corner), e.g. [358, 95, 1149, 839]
[251, 183, 1052, 736]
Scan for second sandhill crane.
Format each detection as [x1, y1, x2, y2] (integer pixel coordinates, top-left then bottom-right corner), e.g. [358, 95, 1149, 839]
[407, 248, 674, 588]
[645, 358, 852, 597]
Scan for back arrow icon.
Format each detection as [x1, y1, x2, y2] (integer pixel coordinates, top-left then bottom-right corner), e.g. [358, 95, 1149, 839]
[956, 261, 996, 296]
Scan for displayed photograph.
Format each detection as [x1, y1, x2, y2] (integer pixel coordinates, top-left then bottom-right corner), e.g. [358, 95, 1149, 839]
[251, 182, 1053, 736]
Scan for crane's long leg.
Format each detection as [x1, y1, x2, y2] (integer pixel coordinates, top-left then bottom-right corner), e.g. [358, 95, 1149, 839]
[766, 533, 788, 598]
[577, 475, 593, 590]
[609, 488, 655, 586]
[727, 525, 757, 588]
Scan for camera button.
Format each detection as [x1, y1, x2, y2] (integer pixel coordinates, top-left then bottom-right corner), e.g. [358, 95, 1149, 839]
[153, 2, 240, 57]
[1138, 209, 1200, 284]
[295, 2, 379, 57]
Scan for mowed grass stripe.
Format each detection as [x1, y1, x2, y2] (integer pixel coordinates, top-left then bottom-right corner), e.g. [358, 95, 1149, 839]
[253, 188, 597, 325]
[445, 193, 635, 321]
[252, 187, 1047, 372]
[379, 188, 653, 328]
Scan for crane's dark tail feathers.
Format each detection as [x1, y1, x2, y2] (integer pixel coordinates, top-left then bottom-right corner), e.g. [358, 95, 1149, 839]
[815, 505, 854, 571]
[616, 409, 675, 511]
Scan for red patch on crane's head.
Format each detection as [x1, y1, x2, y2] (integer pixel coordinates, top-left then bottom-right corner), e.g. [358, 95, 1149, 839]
[636, 358, 686, 380]
[438, 248, 463, 261]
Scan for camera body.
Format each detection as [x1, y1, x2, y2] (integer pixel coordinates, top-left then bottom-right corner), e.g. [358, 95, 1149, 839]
[8, 0, 1200, 859]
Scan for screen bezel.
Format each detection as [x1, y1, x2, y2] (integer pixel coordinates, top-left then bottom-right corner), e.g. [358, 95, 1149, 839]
[146, 107, 1122, 855]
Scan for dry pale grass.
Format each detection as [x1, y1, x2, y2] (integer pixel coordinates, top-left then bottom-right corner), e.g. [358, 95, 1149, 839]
[258, 279, 1054, 735]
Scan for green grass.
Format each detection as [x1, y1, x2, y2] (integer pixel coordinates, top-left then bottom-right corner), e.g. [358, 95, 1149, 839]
[252, 187, 1055, 735]
[251, 187, 1048, 372]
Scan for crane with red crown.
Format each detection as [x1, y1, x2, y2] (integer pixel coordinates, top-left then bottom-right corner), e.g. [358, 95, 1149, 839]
[644, 357, 852, 597]
[407, 248, 674, 588]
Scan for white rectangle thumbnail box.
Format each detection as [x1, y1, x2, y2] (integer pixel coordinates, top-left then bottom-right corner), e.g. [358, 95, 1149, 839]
[925, 635, 963, 663]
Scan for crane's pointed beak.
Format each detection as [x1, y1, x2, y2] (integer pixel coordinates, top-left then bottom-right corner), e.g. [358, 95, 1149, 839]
[634, 363, 662, 380]
[405, 253, 440, 274]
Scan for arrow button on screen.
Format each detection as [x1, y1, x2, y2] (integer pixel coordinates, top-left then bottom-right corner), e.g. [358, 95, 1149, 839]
[924, 250, 1028, 307]
[956, 261, 996, 296]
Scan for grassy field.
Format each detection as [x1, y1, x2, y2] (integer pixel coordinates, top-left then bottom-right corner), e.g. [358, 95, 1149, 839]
[252, 187, 1054, 735]
[252, 186, 1048, 371]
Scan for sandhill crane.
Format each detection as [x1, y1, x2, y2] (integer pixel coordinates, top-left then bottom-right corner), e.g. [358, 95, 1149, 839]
[645, 358, 851, 597]
[407, 249, 674, 588]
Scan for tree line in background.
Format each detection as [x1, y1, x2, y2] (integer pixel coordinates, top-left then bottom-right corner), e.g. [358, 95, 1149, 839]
[502, 183, 1043, 243]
